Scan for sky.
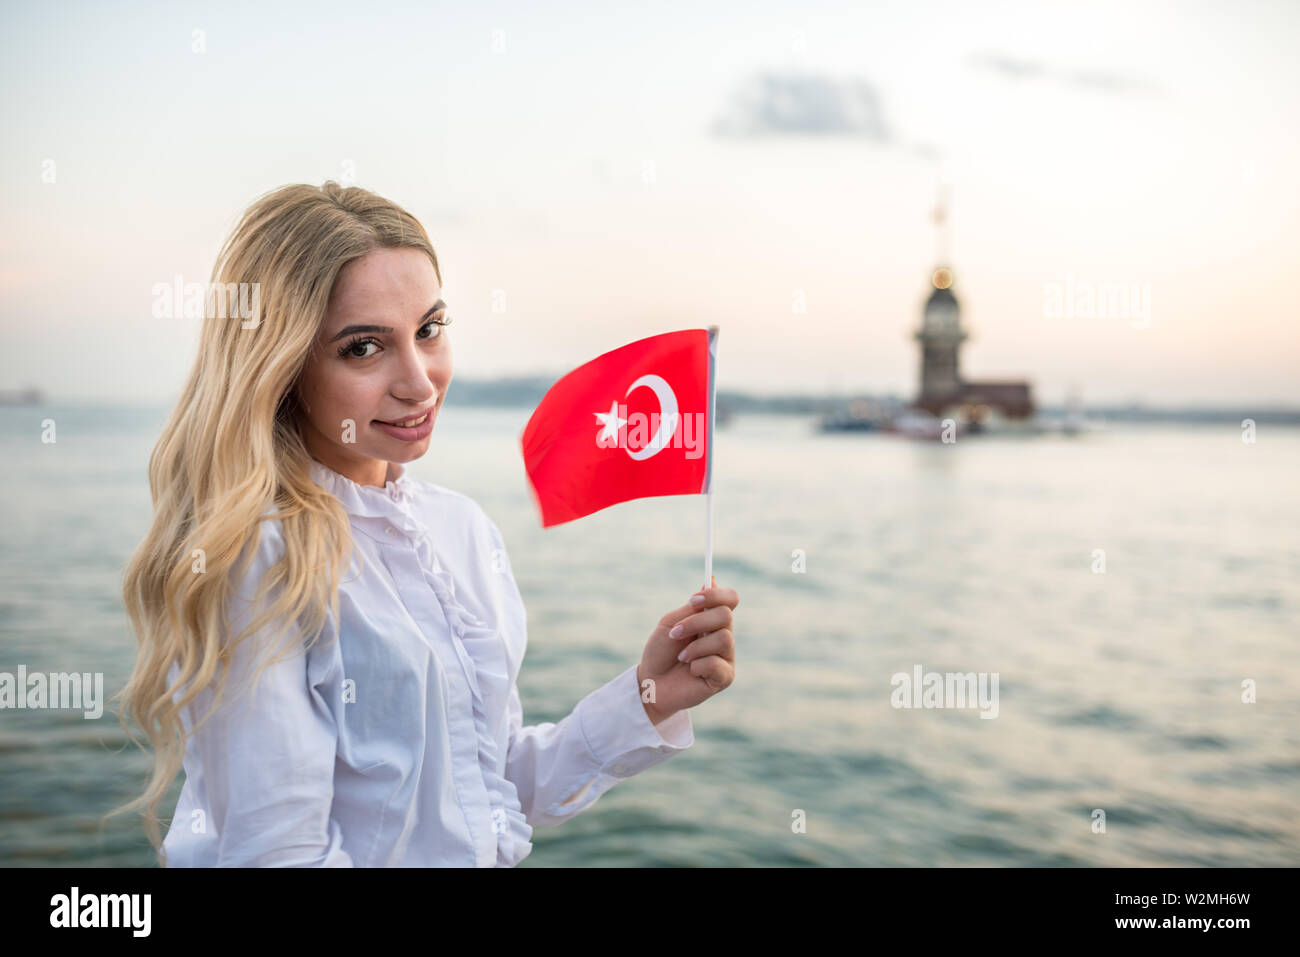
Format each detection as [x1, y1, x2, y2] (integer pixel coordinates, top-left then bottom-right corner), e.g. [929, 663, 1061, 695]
[1, 0, 1297, 408]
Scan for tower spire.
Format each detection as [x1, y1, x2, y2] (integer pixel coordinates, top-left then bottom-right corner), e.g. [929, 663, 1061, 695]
[932, 182, 951, 267]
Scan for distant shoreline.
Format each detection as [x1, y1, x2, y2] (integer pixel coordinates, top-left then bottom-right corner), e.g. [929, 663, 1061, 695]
[6, 382, 1299, 425]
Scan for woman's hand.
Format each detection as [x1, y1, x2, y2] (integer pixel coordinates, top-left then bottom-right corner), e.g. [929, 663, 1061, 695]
[636, 575, 738, 724]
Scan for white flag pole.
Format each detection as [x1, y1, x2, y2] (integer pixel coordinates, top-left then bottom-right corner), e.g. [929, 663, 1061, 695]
[704, 485, 713, 590]
[704, 325, 718, 591]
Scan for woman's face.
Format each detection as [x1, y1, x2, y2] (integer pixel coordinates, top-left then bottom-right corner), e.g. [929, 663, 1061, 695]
[294, 246, 453, 487]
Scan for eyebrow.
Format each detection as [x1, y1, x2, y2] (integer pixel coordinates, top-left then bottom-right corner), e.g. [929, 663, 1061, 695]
[328, 300, 447, 343]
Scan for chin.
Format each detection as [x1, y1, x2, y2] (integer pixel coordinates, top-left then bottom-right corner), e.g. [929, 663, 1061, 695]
[391, 445, 429, 463]
[383, 436, 433, 460]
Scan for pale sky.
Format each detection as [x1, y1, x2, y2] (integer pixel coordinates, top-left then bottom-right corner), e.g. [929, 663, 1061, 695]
[1, 0, 1297, 407]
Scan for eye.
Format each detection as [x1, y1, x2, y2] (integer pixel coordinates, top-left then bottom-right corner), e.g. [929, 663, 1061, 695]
[339, 337, 379, 359]
[418, 315, 452, 340]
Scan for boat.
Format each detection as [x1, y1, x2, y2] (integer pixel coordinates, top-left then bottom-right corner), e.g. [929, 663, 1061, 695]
[0, 386, 44, 405]
[880, 408, 966, 440]
[817, 398, 893, 433]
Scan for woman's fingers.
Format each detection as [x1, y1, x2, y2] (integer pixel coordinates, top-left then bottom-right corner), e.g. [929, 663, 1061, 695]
[676, 628, 734, 664]
[658, 600, 702, 630]
[665, 579, 737, 619]
[690, 582, 739, 611]
[688, 654, 735, 692]
[667, 604, 732, 640]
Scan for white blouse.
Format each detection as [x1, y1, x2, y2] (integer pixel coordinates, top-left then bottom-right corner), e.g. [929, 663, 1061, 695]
[162, 457, 694, 867]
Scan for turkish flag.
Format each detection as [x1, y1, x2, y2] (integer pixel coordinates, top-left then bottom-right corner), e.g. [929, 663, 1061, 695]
[520, 328, 716, 527]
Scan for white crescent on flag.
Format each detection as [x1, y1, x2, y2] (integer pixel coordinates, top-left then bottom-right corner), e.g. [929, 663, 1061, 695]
[625, 374, 679, 461]
[592, 374, 680, 461]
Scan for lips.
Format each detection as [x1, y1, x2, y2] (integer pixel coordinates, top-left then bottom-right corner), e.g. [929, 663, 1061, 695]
[375, 407, 434, 427]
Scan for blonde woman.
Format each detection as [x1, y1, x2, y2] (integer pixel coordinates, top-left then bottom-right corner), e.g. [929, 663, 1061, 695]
[109, 182, 739, 867]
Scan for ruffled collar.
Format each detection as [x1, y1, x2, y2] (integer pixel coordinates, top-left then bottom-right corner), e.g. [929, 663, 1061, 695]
[308, 457, 417, 518]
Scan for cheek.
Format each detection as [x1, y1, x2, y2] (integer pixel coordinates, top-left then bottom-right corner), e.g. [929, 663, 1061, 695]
[321, 367, 392, 420]
[300, 360, 362, 418]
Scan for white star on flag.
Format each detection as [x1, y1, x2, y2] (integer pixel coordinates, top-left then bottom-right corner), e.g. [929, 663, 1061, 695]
[593, 400, 627, 444]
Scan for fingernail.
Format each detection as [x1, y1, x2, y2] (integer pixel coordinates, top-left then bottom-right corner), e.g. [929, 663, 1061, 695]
[677, 648, 688, 662]
[669, 624, 683, 638]
[690, 594, 706, 605]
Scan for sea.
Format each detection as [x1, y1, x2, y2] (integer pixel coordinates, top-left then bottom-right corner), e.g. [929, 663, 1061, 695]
[1, 403, 1297, 866]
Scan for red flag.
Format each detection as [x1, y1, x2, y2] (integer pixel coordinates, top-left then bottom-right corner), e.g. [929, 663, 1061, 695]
[520, 328, 716, 527]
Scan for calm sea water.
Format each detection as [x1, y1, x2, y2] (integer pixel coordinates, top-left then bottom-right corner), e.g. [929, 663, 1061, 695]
[1, 403, 1297, 866]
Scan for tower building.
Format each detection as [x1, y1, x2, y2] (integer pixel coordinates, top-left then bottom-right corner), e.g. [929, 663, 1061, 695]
[911, 190, 1034, 424]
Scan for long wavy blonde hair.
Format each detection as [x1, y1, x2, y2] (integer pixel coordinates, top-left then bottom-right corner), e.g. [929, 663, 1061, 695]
[105, 181, 443, 865]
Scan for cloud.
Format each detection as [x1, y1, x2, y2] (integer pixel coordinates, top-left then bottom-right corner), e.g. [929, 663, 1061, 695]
[1062, 69, 1161, 96]
[710, 71, 891, 141]
[968, 53, 1046, 81]
[967, 51, 1162, 96]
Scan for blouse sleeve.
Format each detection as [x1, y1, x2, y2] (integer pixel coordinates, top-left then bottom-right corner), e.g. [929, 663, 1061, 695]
[486, 519, 695, 827]
[178, 518, 352, 866]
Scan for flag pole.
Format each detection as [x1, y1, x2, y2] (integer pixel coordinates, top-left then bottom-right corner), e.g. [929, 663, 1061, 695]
[704, 325, 718, 590]
[704, 484, 713, 590]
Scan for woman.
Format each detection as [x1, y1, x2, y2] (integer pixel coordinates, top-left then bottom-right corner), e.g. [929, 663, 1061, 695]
[109, 181, 739, 866]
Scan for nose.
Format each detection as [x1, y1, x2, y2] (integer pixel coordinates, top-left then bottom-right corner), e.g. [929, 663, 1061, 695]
[388, 339, 439, 404]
